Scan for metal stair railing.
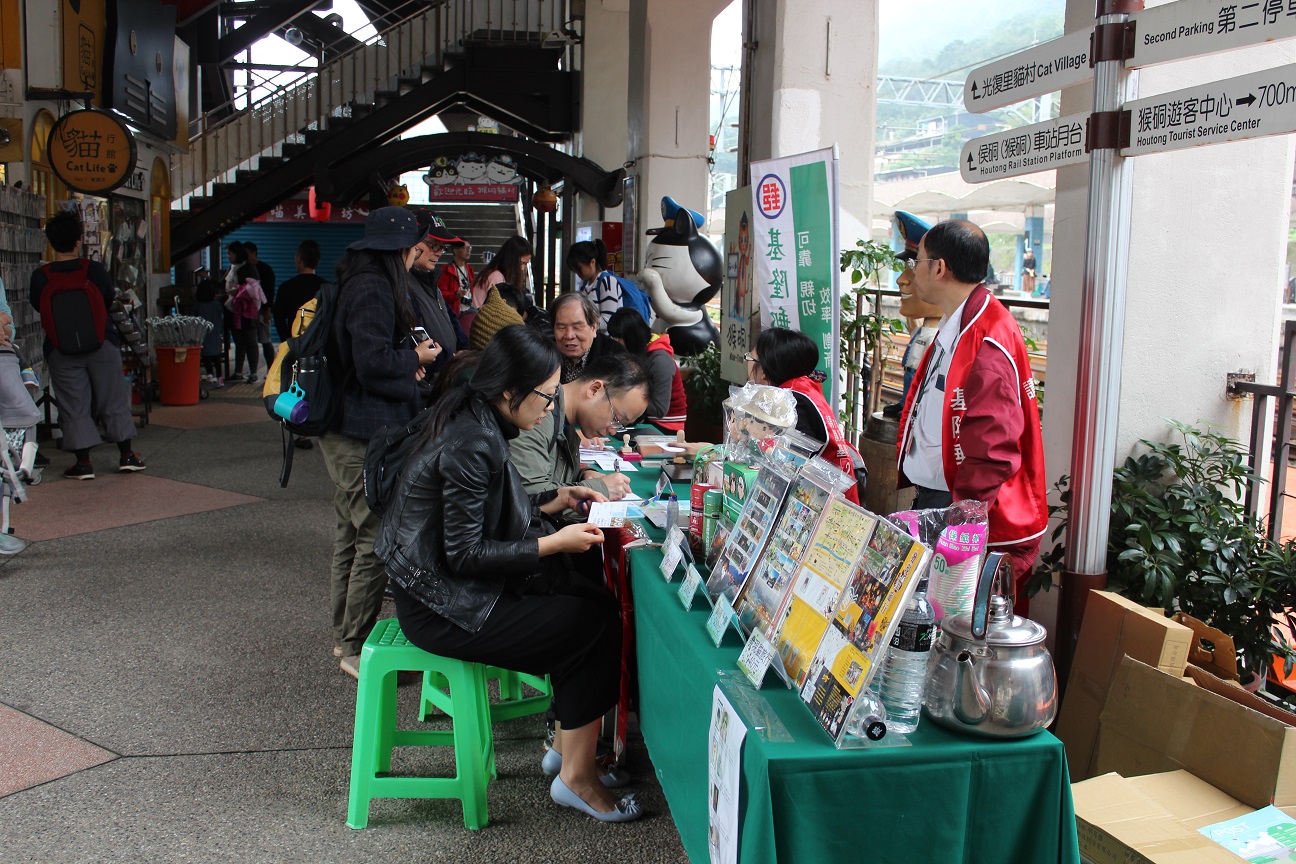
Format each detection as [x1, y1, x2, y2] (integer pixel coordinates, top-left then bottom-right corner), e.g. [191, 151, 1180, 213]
[174, 0, 572, 205]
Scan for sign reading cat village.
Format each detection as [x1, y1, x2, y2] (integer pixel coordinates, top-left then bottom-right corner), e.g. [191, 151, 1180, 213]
[959, 112, 1090, 182]
[962, 29, 1093, 113]
[1122, 63, 1296, 155]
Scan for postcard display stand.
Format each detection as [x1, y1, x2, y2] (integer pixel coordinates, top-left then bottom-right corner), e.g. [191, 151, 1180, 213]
[679, 451, 931, 749]
[0, 186, 48, 383]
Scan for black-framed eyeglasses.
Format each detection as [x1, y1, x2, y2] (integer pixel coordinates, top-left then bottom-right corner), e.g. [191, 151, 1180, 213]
[531, 386, 560, 408]
[604, 388, 627, 432]
[742, 352, 760, 365]
[902, 258, 937, 271]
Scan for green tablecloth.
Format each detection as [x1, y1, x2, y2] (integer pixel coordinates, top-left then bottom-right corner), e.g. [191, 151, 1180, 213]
[627, 540, 1081, 864]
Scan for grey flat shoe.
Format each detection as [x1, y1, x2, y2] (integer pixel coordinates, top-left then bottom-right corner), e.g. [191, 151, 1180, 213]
[549, 776, 642, 823]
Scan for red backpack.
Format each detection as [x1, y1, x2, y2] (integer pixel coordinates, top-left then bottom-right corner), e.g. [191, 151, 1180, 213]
[39, 259, 108, 355]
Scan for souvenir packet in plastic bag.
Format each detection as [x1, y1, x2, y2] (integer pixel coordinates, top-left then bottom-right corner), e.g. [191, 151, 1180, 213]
[768, 429, 823, 471]
[693, 444, 726, 490]
[889, 499, 988, 623]
[722, 383, 797, 466]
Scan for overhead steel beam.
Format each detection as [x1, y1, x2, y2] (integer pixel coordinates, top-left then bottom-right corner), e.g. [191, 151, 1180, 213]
[218, 0, 327, 60]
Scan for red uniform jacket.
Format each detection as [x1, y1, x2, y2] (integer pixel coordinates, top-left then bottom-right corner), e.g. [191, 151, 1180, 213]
[782, 375, 863, 505]
[896, 285, 1047, 547]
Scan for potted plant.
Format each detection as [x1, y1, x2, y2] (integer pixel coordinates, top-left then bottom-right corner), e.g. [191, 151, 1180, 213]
[838, 240, 904, 441]
[1030, 419, 1296, 689]
[681, 341, 728, 444]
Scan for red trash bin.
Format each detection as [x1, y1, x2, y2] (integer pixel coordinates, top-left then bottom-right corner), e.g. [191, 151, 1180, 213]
[155, 346, 201, 405]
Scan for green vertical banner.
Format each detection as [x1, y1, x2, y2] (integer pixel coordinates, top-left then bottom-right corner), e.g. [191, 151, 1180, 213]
[750, 147, 841, 405]
[789, 161, 834, 392]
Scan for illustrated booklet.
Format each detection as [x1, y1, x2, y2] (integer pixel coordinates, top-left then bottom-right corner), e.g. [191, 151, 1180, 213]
[732, 458, 850, 638]
[798, 517, 930, 745]
[704, 461, 794, 605]
[763, 495, 878, 688]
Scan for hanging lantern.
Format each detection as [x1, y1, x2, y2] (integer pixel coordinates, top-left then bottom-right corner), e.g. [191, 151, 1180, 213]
[308, 186, 331, 222]
[387, 183, 410, 206]
[533, 183, 558, 213]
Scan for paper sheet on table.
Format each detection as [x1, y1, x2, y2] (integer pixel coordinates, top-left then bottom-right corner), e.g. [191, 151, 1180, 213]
[587, 453, 638, 472]
[585, 501, 643, 527]
[708, 686, 747, 864]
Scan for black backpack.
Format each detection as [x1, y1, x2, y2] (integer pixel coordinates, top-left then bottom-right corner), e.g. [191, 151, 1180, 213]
[263, 281, 348, 486]
[362, 405, 436, 515]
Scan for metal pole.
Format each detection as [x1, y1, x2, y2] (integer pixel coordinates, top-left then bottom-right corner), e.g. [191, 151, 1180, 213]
[1057, 0, 1142, 679]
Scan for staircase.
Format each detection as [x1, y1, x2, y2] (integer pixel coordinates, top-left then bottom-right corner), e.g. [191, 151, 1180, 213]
[431, 201, 528, 262]
[171, 0, 575, 263]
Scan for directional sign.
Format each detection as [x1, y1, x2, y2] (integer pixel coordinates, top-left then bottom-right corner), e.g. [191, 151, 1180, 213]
[963, 29, 1093, 113]
[1123, 63, 1296, 155]
[960, 111, 1090, 182]
[1131, 0, 1296, 69]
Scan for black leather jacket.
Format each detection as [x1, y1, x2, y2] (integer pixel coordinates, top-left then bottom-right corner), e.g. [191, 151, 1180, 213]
[375, 394, 545, 632]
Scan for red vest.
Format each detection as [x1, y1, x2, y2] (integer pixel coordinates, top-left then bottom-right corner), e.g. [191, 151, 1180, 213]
[646, 335, 688, 431]
[896, 286, 1048, 546]
[782, 375, 862, 505]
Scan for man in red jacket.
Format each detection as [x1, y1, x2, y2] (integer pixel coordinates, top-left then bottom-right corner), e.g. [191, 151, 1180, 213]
[896, 220, 1047, 603]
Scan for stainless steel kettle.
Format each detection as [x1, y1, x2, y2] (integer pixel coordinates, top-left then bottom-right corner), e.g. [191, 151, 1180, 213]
[923, 551, 1057, 738]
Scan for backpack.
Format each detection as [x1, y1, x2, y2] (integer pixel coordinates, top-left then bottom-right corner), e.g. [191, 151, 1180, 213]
[262, 282, 346, 486]
[38, 260, 108, 355]
[362, 405, 436, 515]
[610, 273, 653, 325]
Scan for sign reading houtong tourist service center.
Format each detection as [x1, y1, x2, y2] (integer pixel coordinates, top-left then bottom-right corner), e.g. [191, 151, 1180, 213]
[1129, 0, 1296, 69]
[1122, 63, 1296, 156]
[959, 112, 1090, 182]
[962, 29, 1093, 113]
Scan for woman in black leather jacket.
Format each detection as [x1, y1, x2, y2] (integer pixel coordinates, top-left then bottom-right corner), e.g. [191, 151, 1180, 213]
[376, 325, 643, 823]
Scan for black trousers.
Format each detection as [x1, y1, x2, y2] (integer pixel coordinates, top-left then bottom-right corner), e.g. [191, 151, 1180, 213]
[912, 485, 954, 510]
[391, 579, 621, 730]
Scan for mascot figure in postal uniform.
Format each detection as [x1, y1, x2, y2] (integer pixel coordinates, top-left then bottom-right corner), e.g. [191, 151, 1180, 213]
[639, 196, 722, 356]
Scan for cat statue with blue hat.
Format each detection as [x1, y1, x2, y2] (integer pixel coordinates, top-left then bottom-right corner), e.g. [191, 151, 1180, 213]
[638, 196, 722, 355]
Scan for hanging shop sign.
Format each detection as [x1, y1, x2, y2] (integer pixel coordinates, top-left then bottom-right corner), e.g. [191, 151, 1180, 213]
[749, 147, 841, 403]
[960, 111, 1090, 182]
[46, 109, 138, 195]
[421, 153, 523, 202]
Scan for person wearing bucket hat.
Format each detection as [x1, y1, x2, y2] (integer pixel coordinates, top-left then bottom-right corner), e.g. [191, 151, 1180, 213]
[322, 205, 441, 679]
[407, 209, 469, 383]
[882, 210, 945, 419]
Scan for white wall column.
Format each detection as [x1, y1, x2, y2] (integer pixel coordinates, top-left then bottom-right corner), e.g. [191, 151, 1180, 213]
[739, 0, 879, 245]
[626, 0, 730, 268]
[1043, 0, 1296, 620]
[577, 0, 631, 223]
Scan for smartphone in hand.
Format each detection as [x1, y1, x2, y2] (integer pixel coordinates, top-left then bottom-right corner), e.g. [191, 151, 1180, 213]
[412, 326, 431, 344]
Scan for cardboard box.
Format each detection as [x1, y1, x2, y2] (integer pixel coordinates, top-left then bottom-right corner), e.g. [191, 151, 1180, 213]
[1073, 770, 1257, 864]
[1095, 656, 1296, 809]
[1056, 591, 1193, 781]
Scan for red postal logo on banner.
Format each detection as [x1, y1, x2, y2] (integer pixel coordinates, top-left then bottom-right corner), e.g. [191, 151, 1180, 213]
[756, 173, 786, 219]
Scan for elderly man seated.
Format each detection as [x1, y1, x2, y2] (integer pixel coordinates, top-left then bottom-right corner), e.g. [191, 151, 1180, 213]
[550, 293, 625, 384]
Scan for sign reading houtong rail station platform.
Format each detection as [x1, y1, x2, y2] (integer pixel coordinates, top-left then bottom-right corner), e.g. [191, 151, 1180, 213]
[1122, 63, 1296, 155]
[959, 112, 1091, 182]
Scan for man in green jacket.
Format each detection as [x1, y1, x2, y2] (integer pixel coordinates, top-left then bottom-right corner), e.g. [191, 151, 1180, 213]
[510, 353, 650, 510]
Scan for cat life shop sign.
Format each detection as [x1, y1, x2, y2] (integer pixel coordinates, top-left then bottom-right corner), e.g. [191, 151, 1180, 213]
[749, 147, 841, 403]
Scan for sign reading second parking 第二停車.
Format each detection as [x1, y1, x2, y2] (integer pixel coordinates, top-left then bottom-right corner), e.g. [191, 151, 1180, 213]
[1122, 63, 1296, 155]
[960, 112, 1090, 182]
[1129, 0, 1296, 69]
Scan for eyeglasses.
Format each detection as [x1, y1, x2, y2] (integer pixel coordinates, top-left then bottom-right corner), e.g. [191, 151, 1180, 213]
[531, 386, 560, 408]
[902, 258, 938, 270]
[604, 388, 627, 432]
[742, 353, 760, 365]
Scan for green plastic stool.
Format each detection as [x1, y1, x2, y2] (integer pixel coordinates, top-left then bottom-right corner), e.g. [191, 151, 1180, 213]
[347, 619, 498, 830]
[419, 666, 552, 723]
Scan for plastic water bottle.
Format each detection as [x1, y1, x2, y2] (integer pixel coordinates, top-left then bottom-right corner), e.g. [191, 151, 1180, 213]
[666, 493, 680, 529]
[877, 577, 935, 735]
